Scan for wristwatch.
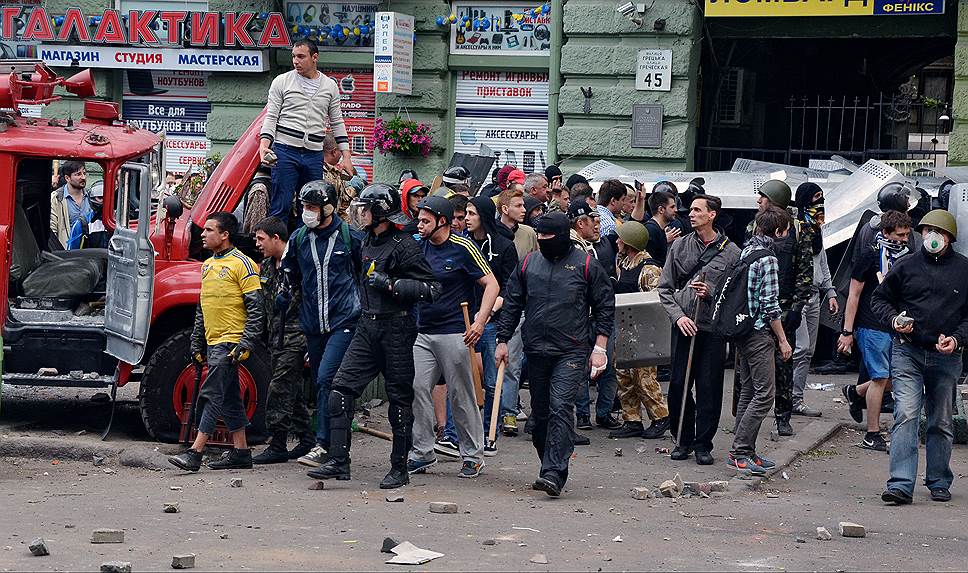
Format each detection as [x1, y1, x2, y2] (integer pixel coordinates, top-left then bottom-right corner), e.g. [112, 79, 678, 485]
[841, 330, 853, 337]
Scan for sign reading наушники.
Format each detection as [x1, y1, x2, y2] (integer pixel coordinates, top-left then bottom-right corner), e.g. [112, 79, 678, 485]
[705, 0, 944, 18]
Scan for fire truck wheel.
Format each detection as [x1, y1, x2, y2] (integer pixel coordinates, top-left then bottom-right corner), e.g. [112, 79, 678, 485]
[139, 329, 270, 444]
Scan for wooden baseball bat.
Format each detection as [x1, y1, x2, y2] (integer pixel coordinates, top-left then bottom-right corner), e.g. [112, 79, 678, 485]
[487, 362, 507, 445]
[351, 420, 392, 441]
[461, 302, 486, 407]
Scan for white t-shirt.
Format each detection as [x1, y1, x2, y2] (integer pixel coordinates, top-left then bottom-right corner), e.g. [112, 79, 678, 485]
[296, 72, 322, 98]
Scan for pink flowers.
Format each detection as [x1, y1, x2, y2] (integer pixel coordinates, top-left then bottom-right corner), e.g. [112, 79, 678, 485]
[371, 116, 433, 157]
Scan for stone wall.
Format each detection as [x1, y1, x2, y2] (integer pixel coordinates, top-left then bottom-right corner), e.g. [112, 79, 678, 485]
[949, 0, 968, 165]
[557, 0, 701, 174]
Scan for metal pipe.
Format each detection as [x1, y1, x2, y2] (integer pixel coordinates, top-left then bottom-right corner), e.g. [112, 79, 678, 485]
[547, 0, 563, 166]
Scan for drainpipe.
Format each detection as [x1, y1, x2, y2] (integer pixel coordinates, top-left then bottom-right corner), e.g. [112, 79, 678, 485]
[548, 0, 563, 166]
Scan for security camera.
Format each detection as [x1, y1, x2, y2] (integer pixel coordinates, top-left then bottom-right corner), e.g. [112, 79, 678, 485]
[616, 2, 644, 28]
[616, 2, 637, 17]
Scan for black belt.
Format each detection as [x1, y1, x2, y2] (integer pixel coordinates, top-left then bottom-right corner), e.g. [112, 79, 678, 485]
[362, 310, 409, 321]
[277, 125, 326, 143]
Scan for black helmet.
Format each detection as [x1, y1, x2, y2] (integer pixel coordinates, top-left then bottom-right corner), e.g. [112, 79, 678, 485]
[652, 180, 678, 195]
[299, 180, 338, 210]
[399, 169, 418, 184]
[350, 183, 408, 229]
[876, 181, 915, 213]
[442, 165, 470, 187]
[416, 195, 454, 223]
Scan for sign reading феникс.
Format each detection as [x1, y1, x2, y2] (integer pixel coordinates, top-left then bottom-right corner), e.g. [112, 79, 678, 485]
[705, 0, 944, 17]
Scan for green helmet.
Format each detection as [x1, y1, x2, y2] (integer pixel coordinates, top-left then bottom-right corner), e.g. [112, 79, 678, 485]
[616, 220, 650, 253]
[758, 180, 792, 210]
[917, 209, 958, 241]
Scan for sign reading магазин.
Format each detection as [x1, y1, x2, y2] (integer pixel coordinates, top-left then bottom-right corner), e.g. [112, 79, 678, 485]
[37, 45, 267, 72]
[705, 0, 944, 17]
[0, 7, 291, 47]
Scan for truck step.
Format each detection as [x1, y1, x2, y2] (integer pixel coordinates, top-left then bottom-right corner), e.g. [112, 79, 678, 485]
[2, 372, 114, 388]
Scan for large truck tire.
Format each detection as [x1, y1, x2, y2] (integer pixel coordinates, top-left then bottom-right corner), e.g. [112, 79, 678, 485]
[139, 329, 270, 444]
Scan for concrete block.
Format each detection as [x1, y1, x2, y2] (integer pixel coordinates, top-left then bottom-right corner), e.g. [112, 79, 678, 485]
[100, 562, 132, 573]
[308, 481, 325, 490]
[91, 529, 124, 544]
[561, 36, 694, 77]
[708, 481, 729, 493]
[28, 538, 49, 556]
[429, 501, 458, 514]
[530, 554, 549, 564]
[171, 553, 196, 569]
[839, 522, 866, 538]
[816, 527, 832, 541]
[385, 494, 404, 502]
[163, 503, 179, 514]
[658, 479, 679, 497]
[631, 487, 651, 500]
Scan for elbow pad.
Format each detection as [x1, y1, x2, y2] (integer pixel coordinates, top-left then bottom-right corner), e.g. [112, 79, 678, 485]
[392, 279, 435, 303]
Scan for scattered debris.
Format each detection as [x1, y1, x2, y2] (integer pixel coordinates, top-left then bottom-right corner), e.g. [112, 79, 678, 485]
[92, 454, 105, 467]
[795, 536, 806, 544]
[655, 447, 670, 454]
[782, 472, 790, 480]
[169, 486, 183, 492]
[839, 522, 866, 538]
[385, 494, 404, 503]
[91, 529, 124, 544]
[766, 493, 780, 499]
[529, 554, 549, 564]
[659, 479, 681, 498]
[512, 526, 540, 532]
[219, 534, 229, 540]
[429, 501, 457, 514]
[381, 538, 400, 553]
[385, 541, 444, 565]
[482, 539, 496, 546]
[631, 487, 651, 500]
[103, 468, 116, 474]
[817, 527, 832, 541]
[612, 535, 623, 543]
[171, 554, 196, 569]
[100, 561, 132, 573]
[163, 503, 180, 514]
[28, 538, 49, 556]
[708, 481, 729, 493]
[614, 448, 623, 457]
[230, 478, 243, 488]
[308, 482, 325, 491]
[807, 383, 834, 391]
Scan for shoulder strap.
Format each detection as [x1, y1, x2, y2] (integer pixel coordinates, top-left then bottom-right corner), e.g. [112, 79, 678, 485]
[520, 251, 534, 274]
[294, 225, 308, 250]
[584, 253, 591, 281]
[678, 236, 729, 288]
[340, 220, 351, 252]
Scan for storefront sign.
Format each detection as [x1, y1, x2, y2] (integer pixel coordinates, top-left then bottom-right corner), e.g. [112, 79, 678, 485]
[327, 69, 375, 181]
[450, 3, 550, 55]
[705, 0, 944, 17]
[37, 45, 267, 72]
[373, 12, 413, 95]
[284, 2, 379, 51]
[636, 49, 671, 92]
[454, 70, 549, 173]
[631, 104, 663, 149]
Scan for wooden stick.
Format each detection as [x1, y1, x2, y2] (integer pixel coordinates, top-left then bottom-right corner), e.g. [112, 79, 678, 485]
[487, 362, 507, 444]
[460, 302, 486, 407]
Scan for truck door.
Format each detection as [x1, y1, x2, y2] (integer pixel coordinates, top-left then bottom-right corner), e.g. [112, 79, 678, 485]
[104, 162, 155, 364]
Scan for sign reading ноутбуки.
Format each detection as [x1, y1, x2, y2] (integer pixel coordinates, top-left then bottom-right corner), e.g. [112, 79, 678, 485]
[705, 0, 944, 17]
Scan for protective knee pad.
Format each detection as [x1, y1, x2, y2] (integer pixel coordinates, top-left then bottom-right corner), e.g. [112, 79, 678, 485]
[328, 390, 354, 428]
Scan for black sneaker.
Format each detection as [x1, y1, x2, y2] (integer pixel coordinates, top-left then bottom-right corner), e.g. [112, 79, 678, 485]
[207, 448, 253, 470]
[930, 488, 952, 502]
[608, 421, 644, 439]
[379, 467, 409, 489]
[642, 417, 670, 439]
[670, 446, 693, 461]
[576, 415, 592, 430]
[881, 488, 913, 505]
[406, 457, 437, 475]
[252, 444, 290, 465]
[596, 414, 622, 430]
[288, 440, 315, 461]
[307, 459, 351, 480]
[574, 433, 591, 446]
[843, 385, 864, 423]
[433, 438, 460, 458]
[776, 417, 794, 437]
[168, 448, 203, 472]
[861, 432, 889, 452]
[694, 450, 714, 465]
[532, 476, 561, 497]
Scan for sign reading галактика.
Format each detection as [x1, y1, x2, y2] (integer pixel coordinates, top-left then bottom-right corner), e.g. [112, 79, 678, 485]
[705, 0, 944, 17]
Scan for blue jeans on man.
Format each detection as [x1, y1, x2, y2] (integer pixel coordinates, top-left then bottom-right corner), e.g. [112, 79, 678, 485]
[306, 327, 355, 449]
[887, 341, 961, 496]
[270, 143, 324, 224]
[577, 335, 617, 421]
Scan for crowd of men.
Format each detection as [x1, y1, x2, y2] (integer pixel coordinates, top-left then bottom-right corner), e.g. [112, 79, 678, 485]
[168, 39, 968, 503]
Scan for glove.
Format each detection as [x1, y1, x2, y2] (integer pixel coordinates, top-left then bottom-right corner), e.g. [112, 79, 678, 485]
[782, 309, 803, 332]
[367, 270, 394, 293]
[191, 351, 205, 365]
[230, 345, 251, 363]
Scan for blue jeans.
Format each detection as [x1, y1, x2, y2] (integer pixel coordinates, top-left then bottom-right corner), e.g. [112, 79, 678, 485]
[577, 336, 617, 421]
[887, 341, 961, 495]
[269, 143, 324, 225]
[306, 327, 355, 449]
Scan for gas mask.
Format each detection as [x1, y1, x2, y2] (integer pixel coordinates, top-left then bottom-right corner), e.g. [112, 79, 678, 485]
[923, 230, 946, 255]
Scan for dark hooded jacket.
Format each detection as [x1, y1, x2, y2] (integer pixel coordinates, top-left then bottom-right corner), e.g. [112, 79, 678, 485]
[469, 196, 518, 319]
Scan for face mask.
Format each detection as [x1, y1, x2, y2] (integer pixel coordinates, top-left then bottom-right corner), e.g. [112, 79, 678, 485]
[923, 231, 946, 254]
[302, 209, 320, 229]
[537, 234, 572, 261]
[805, 205, 824, 225]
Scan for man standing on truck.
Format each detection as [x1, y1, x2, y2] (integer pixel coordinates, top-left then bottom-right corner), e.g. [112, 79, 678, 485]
[307, 184, 440, 490]
[259, 39, 353, 224]
[169, 212, 264, 472]
[49, 160, 90, 250]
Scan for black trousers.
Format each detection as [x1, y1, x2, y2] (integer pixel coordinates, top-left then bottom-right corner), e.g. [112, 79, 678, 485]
[668, 329, 726, 453]
[527, 349, 588, 489]
[328, 314, 418, 468]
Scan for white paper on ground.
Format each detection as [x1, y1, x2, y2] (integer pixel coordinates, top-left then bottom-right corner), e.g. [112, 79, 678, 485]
[385, 541, 444, 565]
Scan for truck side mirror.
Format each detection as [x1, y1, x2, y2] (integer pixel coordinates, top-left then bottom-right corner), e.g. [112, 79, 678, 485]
[163, 194, 184, 221]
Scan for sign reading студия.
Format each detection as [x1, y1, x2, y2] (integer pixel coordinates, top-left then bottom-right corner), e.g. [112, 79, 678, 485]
[705, 0, 944, 18]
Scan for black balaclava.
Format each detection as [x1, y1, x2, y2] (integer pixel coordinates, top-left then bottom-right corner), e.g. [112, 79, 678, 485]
[535, 212, 572, 261]
[795, 182, 825, 255]
[524, 195, 545, 227]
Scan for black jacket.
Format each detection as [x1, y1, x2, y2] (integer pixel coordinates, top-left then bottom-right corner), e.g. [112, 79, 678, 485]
[497, 245, 615, 356]
[871, 247, 968, 349]
[360, 226, 441, 314]
[469, 197, 517, 318]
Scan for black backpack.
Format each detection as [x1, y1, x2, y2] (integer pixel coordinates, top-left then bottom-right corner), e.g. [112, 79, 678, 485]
[710, 249, 773, 340]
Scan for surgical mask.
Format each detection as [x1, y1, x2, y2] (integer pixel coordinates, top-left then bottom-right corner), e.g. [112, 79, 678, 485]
[537, 234, 572, 261]
[301, 209, 320, 229]
[923, 230, 946, 254]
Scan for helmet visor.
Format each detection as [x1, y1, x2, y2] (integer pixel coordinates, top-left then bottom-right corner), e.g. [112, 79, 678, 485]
[348, 199, 374, 231]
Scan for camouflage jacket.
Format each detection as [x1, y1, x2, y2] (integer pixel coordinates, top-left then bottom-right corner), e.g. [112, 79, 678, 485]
[260, 256, 306, 349]
[324, 162, 356, 216]
[745, 215, 814, 311]
[616, 250, 662, 293]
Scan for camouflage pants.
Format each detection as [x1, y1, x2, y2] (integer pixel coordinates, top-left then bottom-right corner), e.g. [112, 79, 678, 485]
[265, 341, 313, 438]
[616, 367, 670, 423]
[773, 325, 796, 420]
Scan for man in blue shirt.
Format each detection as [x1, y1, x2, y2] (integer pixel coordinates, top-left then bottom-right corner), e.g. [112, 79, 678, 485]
[50, 161, 91, 250]
[407, 196, 499, 479]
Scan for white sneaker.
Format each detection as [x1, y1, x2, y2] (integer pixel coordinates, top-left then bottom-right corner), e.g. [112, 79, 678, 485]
[297, 445, 327, 468]
[516, 409, 528, 421]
